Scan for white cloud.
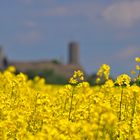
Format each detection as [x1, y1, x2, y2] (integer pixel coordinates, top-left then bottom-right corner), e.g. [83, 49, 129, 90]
[37, 3, 101, 20]
[18, 31, 41, 44]
[18, 0, 32, 4]
[102, 1, 140, 27]
[18, 0, 56, 5]
[24, 21, 37, 28]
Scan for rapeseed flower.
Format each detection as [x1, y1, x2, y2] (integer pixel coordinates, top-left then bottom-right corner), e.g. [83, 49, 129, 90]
[0, 65, 140, 139]
[116, 74, 131, 86]
[135, 57, 140, 63]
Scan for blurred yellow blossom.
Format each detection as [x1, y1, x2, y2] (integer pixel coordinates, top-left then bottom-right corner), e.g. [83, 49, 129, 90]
[135, 57, 140, 63]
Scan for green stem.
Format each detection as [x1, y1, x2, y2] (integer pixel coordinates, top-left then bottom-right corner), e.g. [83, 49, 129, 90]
[129, 92, 136, 136]
[137, 70, 140, 85]
[95, 114, 101, 140]
[73, 99, 79, 120]
[138, 70, 140, 78]
[63, 97, 68, 112]
[119, 87, 123, 121]
[68, 86, 75, 121]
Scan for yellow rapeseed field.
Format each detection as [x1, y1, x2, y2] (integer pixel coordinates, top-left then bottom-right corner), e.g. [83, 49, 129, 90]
[1, 58, 140, 140]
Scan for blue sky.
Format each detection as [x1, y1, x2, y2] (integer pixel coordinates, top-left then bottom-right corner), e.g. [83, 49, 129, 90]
[1, 0, 140, 77]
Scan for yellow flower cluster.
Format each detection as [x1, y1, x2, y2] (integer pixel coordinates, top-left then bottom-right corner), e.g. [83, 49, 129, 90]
[116, 74, 131, 86]
[0, 66, 140, 140]
[135, 57, 140, 63]
[69, 70, 84, 84]
[96, 64, 110, 83]
[135, 57, 140, 71]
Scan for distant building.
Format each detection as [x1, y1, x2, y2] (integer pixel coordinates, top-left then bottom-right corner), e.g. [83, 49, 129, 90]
[68, 42, 79, 65]
[0, 42, 83, 78]
[0, 46, 8, 69]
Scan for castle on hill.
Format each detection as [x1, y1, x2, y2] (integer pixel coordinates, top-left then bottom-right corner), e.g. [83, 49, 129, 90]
[0, 42, 83, 79]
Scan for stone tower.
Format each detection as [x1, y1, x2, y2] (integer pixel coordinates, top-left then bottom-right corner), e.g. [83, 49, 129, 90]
[0, 46, 8, 69]
[68, 42, 79, 65]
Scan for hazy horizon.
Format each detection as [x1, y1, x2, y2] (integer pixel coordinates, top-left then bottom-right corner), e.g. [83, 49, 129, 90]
[1, 0, 140, 77]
